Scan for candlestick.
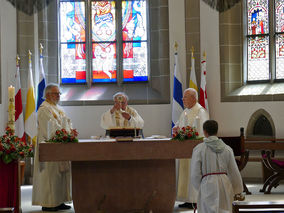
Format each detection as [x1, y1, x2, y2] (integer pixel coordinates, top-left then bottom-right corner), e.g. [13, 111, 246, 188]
[8, 85, 15, 132]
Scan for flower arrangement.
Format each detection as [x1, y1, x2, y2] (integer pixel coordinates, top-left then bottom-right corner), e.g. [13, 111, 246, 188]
[0, 127, 33, 164]
[172, 126, 201, 141]
[47, 128, 79, 143]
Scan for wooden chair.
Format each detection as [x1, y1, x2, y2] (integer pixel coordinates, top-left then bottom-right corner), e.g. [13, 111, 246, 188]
[260, 150, 284, 194]
[219, 127, 251, 194]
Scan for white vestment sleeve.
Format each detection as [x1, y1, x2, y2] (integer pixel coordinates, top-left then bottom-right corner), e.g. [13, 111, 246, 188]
[38, 107, 62, 142]
[190, 146, 202, 191]
[227, 148, 244, 194]
[129, 109, 144, 129]
[173, 110, 184, 128]
[197, 108, 209, 137]
[100, 109, 113, 129]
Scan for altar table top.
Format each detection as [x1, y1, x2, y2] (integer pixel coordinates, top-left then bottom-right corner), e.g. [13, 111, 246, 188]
[39, 138, 203, 162]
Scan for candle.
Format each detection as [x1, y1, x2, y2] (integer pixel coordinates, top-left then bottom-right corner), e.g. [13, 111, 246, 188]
[8, 85, 15, 132]
[184, 111, 188, 126]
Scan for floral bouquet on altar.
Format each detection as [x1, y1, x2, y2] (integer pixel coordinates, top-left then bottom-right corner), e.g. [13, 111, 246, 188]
[47, 128, 79, 143]
[0, 127, 33, 164]
[172, 126, 201, 141]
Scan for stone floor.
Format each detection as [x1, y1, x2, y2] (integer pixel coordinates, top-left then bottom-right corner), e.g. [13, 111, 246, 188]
[21, 183, 284, 213]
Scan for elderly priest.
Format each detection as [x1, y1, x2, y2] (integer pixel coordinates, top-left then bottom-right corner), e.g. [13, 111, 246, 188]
[173, 88, 209, 209]
[100, 92, 144, 129]
[32, 84, 72, 212]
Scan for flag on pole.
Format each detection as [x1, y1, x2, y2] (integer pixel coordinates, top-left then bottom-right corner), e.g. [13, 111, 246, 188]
[15, 56, 26, 142]
[36, 53, 46, 111]
[189, 49, 198, 92]
[200, 53, 209, 111]
[24, 51, 37, 144]
[172, 50, 184, 128]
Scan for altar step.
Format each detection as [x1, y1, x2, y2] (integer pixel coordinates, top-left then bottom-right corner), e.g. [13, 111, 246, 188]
[21, 184, 284, 213]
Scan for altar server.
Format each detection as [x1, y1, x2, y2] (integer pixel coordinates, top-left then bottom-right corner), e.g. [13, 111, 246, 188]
[191, 120, 243, 213]
[32, 83, 72, 211]
[173, 88, 209, 208]
[100, 92, 144, 129]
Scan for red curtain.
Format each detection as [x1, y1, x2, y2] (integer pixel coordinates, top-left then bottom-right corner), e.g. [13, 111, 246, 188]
[0, 160, 19, 213]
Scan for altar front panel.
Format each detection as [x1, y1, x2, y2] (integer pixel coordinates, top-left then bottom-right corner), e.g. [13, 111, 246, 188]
[39, 139, 202, 213]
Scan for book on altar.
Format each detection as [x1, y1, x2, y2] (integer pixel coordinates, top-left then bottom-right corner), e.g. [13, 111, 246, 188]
[106, 128, 141, 138]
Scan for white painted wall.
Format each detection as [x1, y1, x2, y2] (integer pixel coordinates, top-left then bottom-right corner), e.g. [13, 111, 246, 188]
[200, 1, 284, 138]
[0, 1, 17, 135]
[199, 1, 284, 178]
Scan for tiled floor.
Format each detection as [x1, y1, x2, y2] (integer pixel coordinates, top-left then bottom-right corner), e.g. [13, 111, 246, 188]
[22, 183, 284, 213]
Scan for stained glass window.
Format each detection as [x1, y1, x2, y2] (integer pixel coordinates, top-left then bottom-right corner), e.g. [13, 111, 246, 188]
[247, 0, 269, 81]
[247, 0, 269, 35]
[59, 1, 86, 83]
[59, 0, 149, 84]
[248, 36, 269, 80]
[276, 0, 284, 79]
[92, 1, 117, 82]
[246, 0, 284, 81]
[122, 0, 148, 82]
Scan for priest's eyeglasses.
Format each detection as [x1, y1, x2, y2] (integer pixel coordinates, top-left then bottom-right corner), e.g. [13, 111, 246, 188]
[50, 92, 61, 96]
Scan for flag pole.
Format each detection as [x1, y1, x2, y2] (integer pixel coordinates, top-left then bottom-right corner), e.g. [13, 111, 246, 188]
[28, 50, 32, 62]
[203, 50, 206, 60]
[191, 46, 195, 59]
[40, 43, 43, 56]
[16, 55, 20, 67]
[174, 41, 178, 53]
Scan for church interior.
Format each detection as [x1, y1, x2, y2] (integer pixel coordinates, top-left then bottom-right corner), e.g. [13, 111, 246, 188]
[1, 0, 284, 212]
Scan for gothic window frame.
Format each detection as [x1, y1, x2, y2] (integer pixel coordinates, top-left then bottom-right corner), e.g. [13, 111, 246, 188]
[52, 0, 170, 105]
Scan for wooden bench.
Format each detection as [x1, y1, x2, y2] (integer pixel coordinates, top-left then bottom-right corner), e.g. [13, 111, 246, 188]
[244, 137, 284, 193]
[232, 201, 284, 213]
[0, 208, 14, 213]
[219, 128, 251, 194]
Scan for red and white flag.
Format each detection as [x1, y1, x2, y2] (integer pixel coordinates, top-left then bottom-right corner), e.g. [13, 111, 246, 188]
[200, 54, 209, 112]
[15, 60, 26, 142]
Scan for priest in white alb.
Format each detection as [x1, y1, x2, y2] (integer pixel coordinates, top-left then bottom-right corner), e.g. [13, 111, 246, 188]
[32, 84, 72, 211]
[172, 88, 209, 208]
[100, 92, 144, 129]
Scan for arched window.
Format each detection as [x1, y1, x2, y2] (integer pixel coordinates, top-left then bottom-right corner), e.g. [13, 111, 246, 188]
[59, 0, 149, 85]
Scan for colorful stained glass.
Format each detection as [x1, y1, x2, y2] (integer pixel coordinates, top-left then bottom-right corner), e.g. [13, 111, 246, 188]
[122, 0, 148, 82]
[276, 34, 284, 79]
[123, 41, 148, 82]
[247, 0, 269, 35]
[122, 0, 147, 41]
[92, 43, 117, 82]
[59, 0, 149, 84]
[248, 36, 269, 81]
[60, 1, 86, 83]
[276, 0, 284, 32]
[60, 43, 86, 83]
[91, 1, 116, 42]
[60, 1, 85, 43]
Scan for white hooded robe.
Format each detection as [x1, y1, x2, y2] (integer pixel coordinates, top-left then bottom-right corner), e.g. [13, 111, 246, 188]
[190, 136, 243, 213]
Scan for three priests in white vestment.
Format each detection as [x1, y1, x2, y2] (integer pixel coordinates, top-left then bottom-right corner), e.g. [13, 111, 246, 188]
[100, 92, 144, 129]
[191, 120, 243, 213]
[172, 88, 209, 208]
[32, 84, 72, 212]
